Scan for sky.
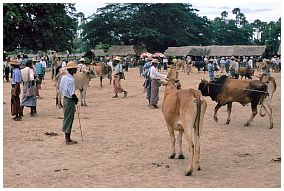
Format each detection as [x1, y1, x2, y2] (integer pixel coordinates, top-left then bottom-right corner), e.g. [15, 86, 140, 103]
[74, 0, 282, 23]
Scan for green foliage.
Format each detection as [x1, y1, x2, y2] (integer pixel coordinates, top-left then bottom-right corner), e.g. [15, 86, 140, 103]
[82, 3, 213, 52]
[3, 3, 78, 52]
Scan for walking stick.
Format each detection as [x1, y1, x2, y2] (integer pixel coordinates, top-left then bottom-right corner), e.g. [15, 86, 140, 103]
[76, 104, 84, 141]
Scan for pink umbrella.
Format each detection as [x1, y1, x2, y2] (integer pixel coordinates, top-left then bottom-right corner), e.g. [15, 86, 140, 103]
[140, 52, 152, 58]
[153, 52, 165, 58]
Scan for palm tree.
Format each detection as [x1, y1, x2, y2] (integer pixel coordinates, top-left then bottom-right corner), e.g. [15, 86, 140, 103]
[221, 11, 228, 20]
[232, 8, 241, 25]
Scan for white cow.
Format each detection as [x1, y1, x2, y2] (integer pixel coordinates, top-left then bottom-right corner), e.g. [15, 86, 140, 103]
[55, 67, 96, 107]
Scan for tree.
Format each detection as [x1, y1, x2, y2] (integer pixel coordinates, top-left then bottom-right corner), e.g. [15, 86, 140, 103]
[3, 3, 78, 52]
[221, 11, 228, 20]
[81, 3, 213, 52]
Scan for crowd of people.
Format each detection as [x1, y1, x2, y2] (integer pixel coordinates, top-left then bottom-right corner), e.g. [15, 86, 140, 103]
[3, 51, 281, 144]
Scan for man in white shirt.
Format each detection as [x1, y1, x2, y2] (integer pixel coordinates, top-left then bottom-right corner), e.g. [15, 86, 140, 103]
[60, 61, 79, 145]
[148, 59, 165, 109]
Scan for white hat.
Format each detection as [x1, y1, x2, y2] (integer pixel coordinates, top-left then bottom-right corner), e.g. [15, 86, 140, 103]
[79, 58, 85, 62]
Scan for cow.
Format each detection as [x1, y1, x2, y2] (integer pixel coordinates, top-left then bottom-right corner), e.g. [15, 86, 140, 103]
[258, 73, 277, 117]
[256, 61, 267, 71]
[258, 73, 276, 100]
[198, 75, 273, 129]
[55, 67, 96, 108]
[238, 67, 254, 80]
[90, 62, 112, 87]
[162, 79, 207, 176]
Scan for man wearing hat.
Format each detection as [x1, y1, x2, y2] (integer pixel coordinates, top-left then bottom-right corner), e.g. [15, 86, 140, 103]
[78, 57, 87, 72]
[112, 56, 128, 98]
[208, 58, 215, 81]
[20, 59, 37, 116]
[60, 61, 79, 145]
[229, 56, 239, 78]
[148, 59, 165, 109]
[10, 59, 22, 121]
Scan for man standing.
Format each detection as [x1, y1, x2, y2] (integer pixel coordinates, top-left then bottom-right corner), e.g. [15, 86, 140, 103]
[59, 61, 79, 145]
[10, 59, 22, 121]
[40, 57, 47, 79]
[149, 59, 165, 109]
[34, 59, 44, 97]
[208, 59, 215, 81]
[112, 56, 128, 98]
[20, 60, 37, 116]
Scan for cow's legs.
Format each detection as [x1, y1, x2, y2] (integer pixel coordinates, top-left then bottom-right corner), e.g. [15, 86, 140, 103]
[261, 97, 274, 129]
[193, 128, 201, 171]
[225, 102, 232, 124]
[213, 103, 222, 122]
[166, 124, 176, 159]
[100, 76, 103, 87]
[182, 104, 198, 176]
[79, 89, 87, 106]
[244, 103, 258, 126]
[177, 131, 185, 159]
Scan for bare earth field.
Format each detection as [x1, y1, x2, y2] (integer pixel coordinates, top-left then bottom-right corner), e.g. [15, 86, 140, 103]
[3, 67, 281, 188]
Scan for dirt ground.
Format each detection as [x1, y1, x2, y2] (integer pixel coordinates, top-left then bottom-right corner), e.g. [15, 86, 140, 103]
[3, 67, 281, 188]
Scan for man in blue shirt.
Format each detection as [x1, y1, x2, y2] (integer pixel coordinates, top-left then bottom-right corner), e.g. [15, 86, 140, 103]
[59, 61, 79, 145]
[10, 59, 22, 121]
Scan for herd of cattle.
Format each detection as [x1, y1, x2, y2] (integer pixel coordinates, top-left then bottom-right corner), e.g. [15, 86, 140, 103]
[52, 61, 277, 176]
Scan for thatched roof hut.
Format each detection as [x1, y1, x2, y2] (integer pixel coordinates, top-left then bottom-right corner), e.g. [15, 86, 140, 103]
[233, 45, 266, 56]
[209, 45, 266, 57]
[91, 49, 106, 57]
[134, 45, 148, 56]
[107, 45, 137, 56]
[164, 46, 193, 57]
[209, 46, 234, 57]
[189, 46, 213, 57]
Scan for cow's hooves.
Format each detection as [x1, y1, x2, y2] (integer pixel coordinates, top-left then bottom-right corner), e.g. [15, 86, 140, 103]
[169, 154, 176, 159]
[225, 121, 230, 125]
[185, 170, 192, 176]
[269, 125, 274, 129]
[178, 155, 185, 159]
[213, 117, 218, 122]
[260, 114, 266, 117]
[244, 123, 250, 126]
[197, 167, 201, 171]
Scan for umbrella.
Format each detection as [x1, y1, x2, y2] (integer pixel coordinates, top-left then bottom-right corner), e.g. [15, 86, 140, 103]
[140, 52, 152, 58]
[152, 52, 165, 58]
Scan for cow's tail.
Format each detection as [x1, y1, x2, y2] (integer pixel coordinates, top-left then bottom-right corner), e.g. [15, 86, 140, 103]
[193, 91, 202, 137]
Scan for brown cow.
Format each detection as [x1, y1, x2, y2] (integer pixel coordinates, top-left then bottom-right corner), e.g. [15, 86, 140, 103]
[258, 73, 276, 100]
[162, 79, 207, 176]
[198, 75, 273, 129]
[90, 62, 112, 87]
[258, 73, 277, 117]
[238, 67, 254, 80]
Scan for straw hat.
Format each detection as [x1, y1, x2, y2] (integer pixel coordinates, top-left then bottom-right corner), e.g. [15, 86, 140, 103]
[209, 58, 214, 62]
[172, 58, 177, 63]
[65, 61, 79, 69]
[230, 56, 235, 60]
[113, 56, 122, 61]
[152, 59, 159, 63]
[9, 59, 20, 65]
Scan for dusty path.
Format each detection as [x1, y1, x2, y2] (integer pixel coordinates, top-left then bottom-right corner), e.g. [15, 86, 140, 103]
[3, 67, 281, 188]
